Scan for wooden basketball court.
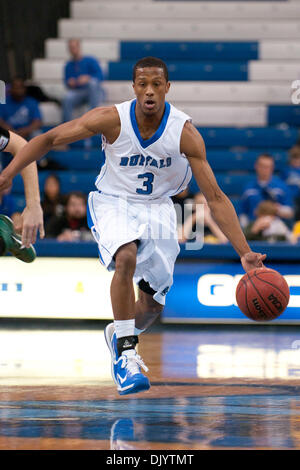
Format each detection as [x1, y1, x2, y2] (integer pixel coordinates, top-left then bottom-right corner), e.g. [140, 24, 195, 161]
[0, 321, 299, 450]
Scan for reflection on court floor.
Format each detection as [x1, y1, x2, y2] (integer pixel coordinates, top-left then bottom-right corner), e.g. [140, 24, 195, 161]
[0, 323, 299, 449]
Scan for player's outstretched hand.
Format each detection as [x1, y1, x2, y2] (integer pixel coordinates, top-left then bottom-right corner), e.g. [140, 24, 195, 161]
[241, 251, 267, 273]
[18, 203, 45, 247]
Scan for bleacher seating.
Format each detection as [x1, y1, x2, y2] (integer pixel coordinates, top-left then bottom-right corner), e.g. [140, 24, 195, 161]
[3, 0, 300, 218]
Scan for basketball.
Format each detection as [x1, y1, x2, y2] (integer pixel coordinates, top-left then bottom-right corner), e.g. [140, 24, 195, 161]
[236, 268, 290, 322]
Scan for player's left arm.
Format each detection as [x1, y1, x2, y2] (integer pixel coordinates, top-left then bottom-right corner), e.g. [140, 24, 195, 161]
[180, 121, 266, 271]
[1, 129, 44, 247]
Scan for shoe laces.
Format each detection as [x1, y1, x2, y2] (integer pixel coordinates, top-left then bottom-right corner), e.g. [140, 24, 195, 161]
[120, 350, 149, 375]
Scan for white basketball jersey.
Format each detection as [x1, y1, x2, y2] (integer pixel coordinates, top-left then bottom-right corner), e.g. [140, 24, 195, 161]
[95, 99, 192, 200]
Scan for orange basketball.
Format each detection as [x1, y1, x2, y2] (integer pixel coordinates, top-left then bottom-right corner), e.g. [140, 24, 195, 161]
[236, 268, 290, 322]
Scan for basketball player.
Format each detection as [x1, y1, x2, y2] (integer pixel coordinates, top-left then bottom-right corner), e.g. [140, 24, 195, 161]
[0, 57, 266, 394]
[0, 127, 44, 261]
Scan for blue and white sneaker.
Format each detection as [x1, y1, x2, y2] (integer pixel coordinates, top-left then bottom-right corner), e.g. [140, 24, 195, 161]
[110, 419, 135, 450]
[104, 322, 150, 395]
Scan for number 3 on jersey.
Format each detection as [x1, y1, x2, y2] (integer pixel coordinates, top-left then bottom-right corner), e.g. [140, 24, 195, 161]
[136, 172, 154, 195]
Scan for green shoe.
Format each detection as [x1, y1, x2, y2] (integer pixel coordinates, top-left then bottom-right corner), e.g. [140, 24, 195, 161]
[0, 215, 36, 263]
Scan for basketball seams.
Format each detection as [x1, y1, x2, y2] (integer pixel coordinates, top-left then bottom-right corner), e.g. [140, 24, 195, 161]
[243, 279, 254, 320]
[253, 272, 289, 303]
[246, 273, 277, 320]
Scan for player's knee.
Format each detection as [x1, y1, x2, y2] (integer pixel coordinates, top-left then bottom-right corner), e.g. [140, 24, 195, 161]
[114, 243, 137, 276]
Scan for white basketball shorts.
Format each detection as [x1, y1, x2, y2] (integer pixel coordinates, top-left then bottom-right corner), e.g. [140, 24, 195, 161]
[87, 191, 180, 305]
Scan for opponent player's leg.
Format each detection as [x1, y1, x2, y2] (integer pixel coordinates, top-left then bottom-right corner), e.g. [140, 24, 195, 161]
[105, 241, 150, 395]
[0, 215, 36, 263]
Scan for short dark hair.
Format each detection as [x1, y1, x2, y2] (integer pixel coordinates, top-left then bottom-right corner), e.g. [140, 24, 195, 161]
[66, 191, 87, 205]
[133, 57, 169, 82]
[256, 153, 274, 163]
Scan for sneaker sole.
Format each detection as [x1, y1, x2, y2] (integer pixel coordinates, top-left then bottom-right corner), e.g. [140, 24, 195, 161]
[104, 323, 118, 387]
[0, 215, 36, 262]
[118, 380, 150, 396]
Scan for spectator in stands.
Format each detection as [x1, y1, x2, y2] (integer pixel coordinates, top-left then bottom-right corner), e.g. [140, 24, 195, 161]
[239, 153, 294, 228]
[178, 192, 228, 244]
[282, 144, 300, 220]
[244, 200, 292, 242]
[41, 174, 65, 226]
[282, 145, 300, 199]
[45, 191, 92, 241]
[0, 77, 42, 140]
[62, 38, 104, 122]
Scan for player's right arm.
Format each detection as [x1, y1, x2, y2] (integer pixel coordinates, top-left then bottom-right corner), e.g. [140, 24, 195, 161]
[0, 106, 120, 191]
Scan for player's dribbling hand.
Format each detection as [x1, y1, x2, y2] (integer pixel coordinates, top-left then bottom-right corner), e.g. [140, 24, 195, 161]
[241, 251, 267, 273]
[19, 203, 45, 247]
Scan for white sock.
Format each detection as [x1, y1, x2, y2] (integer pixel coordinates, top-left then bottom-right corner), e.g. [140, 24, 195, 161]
[114, 319, 135, 339]
[134, 327, 145, 336]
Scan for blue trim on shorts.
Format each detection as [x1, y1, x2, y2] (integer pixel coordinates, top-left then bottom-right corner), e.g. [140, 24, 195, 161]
[87, 193, 105, 265]
[130, 99, 171, 148]
[86, 197, 94, 229]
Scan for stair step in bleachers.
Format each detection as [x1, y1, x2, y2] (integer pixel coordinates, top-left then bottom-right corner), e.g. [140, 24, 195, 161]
[44, 39, 300, 62]
[47, 149, 105, 170]
[12, 171, 98, 196]
[38, 81, 291, 104]
[58, 19, 300, 41]
[200, 127, 298, 149]
[189, 173, 258, 197]
[38, 101, 267, 127]
[108, 61, 248, 81]
[45, 38, 119, 61]
[121, 41, 258, 61]
[71, 1, 300, 20]
[206, 150, 288, 172]
[40, 126, 297, 150]
[249, 61, 300, 81]
[268, 105, 300, 126]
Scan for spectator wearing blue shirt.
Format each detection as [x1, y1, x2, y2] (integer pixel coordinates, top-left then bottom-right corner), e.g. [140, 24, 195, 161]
[0, 77, 42, 140]
[282, 145, 300, 200]
[239, 154, 294, 228]
[63, 39, 104, 122]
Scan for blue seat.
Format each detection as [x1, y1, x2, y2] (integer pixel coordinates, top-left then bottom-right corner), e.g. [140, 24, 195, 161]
[268, 106, 300, 126]
[199, 127, 299, 149]
[207, 150, 288, 171]
[55, 171, 98, 194]
[121, 41, 258, 61]
[69, 135, 102, 149]
[108, 61, 248, 81]
[188, 173, 253, 197]
[47, 149, 105, 170]
[12, 171, 98, 196]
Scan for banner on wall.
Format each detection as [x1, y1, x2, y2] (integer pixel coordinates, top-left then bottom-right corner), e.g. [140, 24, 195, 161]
[2, 257, 300, 324]
[162, 262, 300, 324]
[0, 257, 114, 319]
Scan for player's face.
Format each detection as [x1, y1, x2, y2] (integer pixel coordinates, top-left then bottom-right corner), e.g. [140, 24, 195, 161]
[133, 67, 170, 116]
